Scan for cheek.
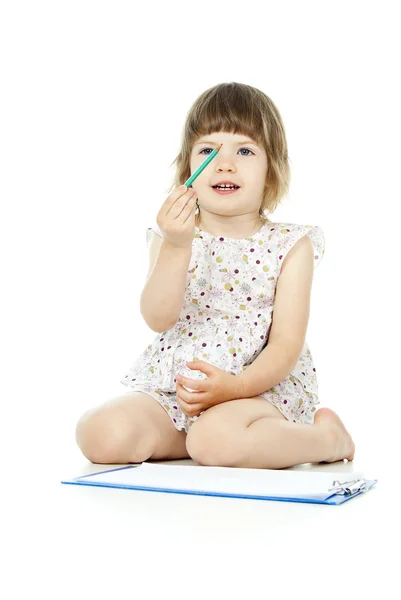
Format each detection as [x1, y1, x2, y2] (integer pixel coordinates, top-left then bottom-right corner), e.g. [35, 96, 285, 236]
[191, 156, 204, 172]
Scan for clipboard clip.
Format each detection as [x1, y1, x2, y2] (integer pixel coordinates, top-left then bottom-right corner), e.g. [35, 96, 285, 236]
[328, 478, 368, 496]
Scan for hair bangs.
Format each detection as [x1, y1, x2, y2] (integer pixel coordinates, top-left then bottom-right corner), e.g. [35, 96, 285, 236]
[186, 87, 265, 149]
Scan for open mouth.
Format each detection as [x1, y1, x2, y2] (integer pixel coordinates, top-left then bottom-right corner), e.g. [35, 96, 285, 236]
[212, 185, 240, 194]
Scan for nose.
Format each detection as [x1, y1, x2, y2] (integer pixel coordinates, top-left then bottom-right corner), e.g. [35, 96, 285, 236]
[206, 146, 238, 177]
[215, 157, 236, 172]
[217, 166, 235, 172]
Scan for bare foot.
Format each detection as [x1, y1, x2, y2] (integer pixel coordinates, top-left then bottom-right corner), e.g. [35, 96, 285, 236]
[313, 407, 355, 463]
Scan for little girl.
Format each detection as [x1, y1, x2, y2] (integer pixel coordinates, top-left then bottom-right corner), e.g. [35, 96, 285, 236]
[76, 82, 355, 470]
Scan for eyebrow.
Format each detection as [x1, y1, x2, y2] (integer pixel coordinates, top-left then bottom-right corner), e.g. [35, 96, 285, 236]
[194, 139, 259, 147]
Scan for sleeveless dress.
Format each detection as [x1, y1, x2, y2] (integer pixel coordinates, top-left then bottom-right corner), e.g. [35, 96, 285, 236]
[120, 219, 325, 433]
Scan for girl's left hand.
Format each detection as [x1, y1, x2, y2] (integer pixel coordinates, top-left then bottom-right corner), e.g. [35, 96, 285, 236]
[175, 361, 244, 418]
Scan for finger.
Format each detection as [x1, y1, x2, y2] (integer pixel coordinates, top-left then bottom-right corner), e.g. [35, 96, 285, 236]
[175, 191, 197, 222]
[176, 375, 203, 392]
[167, 189, 196, 220]
[168, 185, 189, 204]
[158, 186, 191, 221]
[180, 194, 198, 224]
[176, 382, 209, 404]
[176, 395, 203, 418]
[176, 382, 198, 403]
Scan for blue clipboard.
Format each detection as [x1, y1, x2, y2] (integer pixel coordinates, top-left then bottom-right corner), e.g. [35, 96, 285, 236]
[61, 463, 378, 505]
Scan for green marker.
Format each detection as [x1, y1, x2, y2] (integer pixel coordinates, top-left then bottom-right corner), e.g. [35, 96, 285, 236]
[184, 143, 223, 188]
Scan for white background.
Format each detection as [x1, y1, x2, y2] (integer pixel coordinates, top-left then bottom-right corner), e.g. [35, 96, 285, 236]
[1, 1, 399, 598]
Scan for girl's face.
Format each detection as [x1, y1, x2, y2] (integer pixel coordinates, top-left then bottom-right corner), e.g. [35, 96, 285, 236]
[189, 131, 268, 220]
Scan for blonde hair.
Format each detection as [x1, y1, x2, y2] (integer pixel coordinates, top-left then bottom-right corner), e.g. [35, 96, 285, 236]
[167, 82, 291, 223]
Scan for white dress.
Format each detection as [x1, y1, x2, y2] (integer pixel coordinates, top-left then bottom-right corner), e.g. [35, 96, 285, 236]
[120, 219, 325, 433]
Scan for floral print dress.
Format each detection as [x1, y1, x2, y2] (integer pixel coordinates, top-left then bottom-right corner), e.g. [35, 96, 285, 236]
[120, 219, 325, 433]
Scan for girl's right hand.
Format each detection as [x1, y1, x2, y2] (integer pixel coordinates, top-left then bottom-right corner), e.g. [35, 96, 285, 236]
[156, 185, 198, 248]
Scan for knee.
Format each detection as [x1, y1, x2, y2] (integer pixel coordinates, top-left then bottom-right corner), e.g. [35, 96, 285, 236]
[75, 405, 152, 464]
[186, 420, 236, 467]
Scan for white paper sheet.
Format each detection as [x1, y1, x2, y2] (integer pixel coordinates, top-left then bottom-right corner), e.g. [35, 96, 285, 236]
[81, 462, 373, 499]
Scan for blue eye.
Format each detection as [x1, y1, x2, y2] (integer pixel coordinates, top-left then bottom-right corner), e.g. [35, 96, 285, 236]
[200, 147, 254, 156]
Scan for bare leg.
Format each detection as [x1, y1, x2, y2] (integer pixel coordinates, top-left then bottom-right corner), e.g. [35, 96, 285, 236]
[312, 407, 355, 463]
[75, 391, 189, 464]
[239, 407, 355, 469]
[186, 399, 355, 470]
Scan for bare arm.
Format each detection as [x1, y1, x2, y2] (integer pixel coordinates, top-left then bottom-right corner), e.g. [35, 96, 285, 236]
[140, 238, 192, 333]
[140, 185, 198, 333]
